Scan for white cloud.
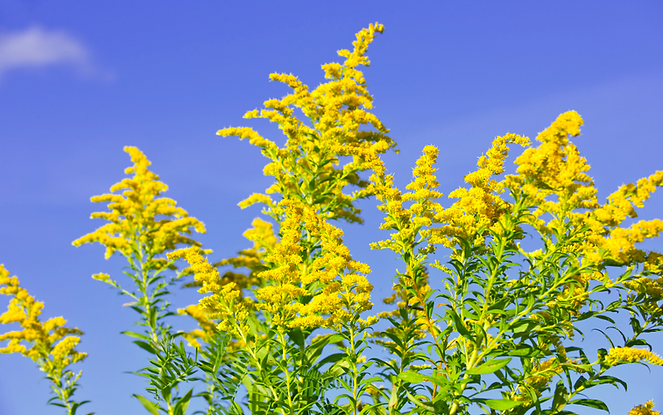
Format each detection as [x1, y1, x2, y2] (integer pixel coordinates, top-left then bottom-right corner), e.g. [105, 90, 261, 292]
[0, 26, 110, 80]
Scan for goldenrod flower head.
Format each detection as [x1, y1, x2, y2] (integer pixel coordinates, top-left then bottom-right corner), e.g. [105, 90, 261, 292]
[91, 273, 110, 282]
[168, 248, 247, 336]
[0, 265, 86, 382]
[177, 304, 217, 349]
[630, 401, 661, 415]
[512, 111, 585, 190]
[218, 24, 395, 226]
[433, 133, 529, 248]
[525, 357, 563, 389]
[243, 199, 374, 330]
[578, 171, 663, 267]
[73, 146, 205, 260]
[604, 347, 663, 366]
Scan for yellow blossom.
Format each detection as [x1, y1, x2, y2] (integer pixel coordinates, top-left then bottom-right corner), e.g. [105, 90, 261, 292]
[73, 146, 205, 260]
[219, 23, 394, 227]
[0, 265, 86, 383]
[630, 401, 660, 415]
[604, 347, 663, 366]
[433, 133, 529, 248]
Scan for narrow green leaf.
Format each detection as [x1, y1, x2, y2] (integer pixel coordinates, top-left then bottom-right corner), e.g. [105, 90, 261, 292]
[570, 399, 610, 412]
[173, 388, 193, 415]
[482, 399, 523, 410]
[133, 394, 160, 415]
[316, 352, 346, 367]
[133, 340, 156, 354]
[590, 375, 628, 391]
[504, 346, 540, 357]
[120, 331, 151, 341]
[466, 358, 511, 375]
[397, 371, 428, 383]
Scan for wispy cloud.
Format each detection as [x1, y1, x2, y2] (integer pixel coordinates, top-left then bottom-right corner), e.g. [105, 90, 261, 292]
[0, 26, 111, 80]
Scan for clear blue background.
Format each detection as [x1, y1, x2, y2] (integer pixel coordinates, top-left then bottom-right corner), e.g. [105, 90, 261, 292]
[0, 1, 661, 414]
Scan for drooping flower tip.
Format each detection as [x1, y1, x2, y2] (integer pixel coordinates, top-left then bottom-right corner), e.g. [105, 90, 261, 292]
[91, 273, 110, 282]
[605, 347, 663, 366]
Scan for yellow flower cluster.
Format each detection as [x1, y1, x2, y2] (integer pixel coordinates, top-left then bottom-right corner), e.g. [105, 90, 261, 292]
[513, 111, 586, 189]
[505, 111, 591, 233]
[369, 147, 441, 338]
[525, 357, 563, 389]
[434, 133, 529, 247]
[177, 304, 217, 349]
[630, 401, 661, 415]
[211, 218, 278, 292]
[501, 111, 662, 269]
[0, 265, 86, 381]
[73, 146, 205, 261]
[218, 23, 395, 225]
[581, 171, 663, 267]
[167, 248, 247, 334]
[371, 145, 442, 253]
[255, 200, 375, 330]
[604, 347, 663, 366]
[624, 276, 663, 315]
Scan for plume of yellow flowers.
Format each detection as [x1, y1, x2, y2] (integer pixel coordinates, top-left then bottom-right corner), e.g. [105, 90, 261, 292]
[168, 247, 248, 335]
[503, 111, 662, 269]
[218, 22, 394, 226]
[433, 133, 530, 247]
[630, 401, 661, 415]
[583, 172, 663, 267]
[73, 146, 206, 262]
[0, 265, 87, 406]
[212, 217, 278, 291]
[255, 199, 375, 330]
[604, 347, 663, 367]
[624, 276, 663, 316]
[176, 304, 217, 349]
[369, 146, 442, 339]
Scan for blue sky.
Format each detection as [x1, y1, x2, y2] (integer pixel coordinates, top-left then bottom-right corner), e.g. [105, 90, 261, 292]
[0, 1, 661, 414]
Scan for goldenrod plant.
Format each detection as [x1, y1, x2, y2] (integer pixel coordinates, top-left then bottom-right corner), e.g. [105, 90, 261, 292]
[0, 23, 661, 415]
[72, 146, 206, 415]
[0, 265, 89, 415]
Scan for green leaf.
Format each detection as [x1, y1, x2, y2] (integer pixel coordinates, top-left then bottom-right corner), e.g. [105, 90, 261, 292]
[590, 375, 628, 391]
[316, 352, 346, 367]
[466, 358, 511, 375]
[398, 371, 429, 383]
[173, 388, 193, 415]
[571, 399, 610, 412]
[388, 386, 398, 409]
[132, 340, 156, 354]
[121, 330, 152, 341]
[482, 399, 523, 410]
[133, 394, 160, 415]
[287, 328, 304, 349]
[448, 309, 472, 339]
[504, 346, 540, 358]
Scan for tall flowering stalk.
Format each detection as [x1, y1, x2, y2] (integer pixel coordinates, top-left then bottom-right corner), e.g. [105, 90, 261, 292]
[167, 22, 391, 414]
[73, 147, 205, 415]
[0, 265, 90, 415]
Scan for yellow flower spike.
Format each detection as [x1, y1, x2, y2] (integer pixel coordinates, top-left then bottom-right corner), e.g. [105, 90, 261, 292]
[73, 146, 206, 262]
[604, 347, 663, 366]
[420, 134, 528, 250]
[219, 24, 394, 229]
[91, 272, 110, 282]
[0, 265, 87, 411]
[177, 304, 217, 349]
[630, 401, 661, 415]
[168, 248, 247, 337]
